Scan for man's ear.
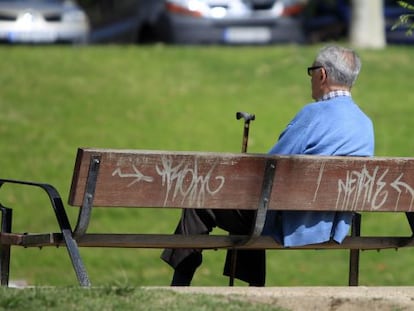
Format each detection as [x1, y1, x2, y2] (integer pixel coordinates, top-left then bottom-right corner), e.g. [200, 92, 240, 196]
[321, 68, 327, 82]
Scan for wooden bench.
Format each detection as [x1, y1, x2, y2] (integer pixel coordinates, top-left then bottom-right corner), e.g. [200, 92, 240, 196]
[1, 147, 414, 287]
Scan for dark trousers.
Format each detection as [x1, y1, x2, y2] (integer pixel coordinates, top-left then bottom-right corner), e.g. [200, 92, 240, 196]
[161, 209, 265, 286]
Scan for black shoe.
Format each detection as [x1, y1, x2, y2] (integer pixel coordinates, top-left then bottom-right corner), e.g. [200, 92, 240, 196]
[249, 281, 265, 287]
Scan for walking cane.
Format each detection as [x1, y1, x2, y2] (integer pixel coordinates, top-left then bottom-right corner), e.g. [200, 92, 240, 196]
[236, 112, 255, 153]
[229, 111, 255, 286]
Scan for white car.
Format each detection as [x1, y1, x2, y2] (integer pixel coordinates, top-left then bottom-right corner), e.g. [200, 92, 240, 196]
[156, 0, 308, 44]
[0, 0, 89, 44]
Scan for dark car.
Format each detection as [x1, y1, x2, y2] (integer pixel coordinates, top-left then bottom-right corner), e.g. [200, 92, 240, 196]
[303, 0, 414, 44]
[74, 0, 164, 43]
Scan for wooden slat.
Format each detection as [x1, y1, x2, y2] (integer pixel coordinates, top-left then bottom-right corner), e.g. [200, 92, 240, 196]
[75, 234, 414, 250]
[0, 232, 60, 246]
[3, 232, 413, 251]
[69, 148, 414, 212]
[73, 234, 414, 250]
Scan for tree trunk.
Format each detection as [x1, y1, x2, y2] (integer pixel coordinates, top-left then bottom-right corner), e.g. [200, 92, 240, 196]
[350, 0, 386, 48]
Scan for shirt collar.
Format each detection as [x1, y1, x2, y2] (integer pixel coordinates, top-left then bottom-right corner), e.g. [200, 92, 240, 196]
[319, 90, 351, 101]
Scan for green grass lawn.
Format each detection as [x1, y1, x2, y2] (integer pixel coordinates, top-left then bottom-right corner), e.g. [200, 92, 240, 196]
[0, 287, 286, 311]
[1, 44, 414, 287]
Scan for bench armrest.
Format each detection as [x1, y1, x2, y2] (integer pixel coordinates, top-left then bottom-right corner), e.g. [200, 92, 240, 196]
[0, 178, 73, 234]
[0, 178, 91, 286]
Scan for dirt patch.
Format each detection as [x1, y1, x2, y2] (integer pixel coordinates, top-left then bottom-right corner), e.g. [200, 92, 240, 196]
[165, 286, 414, 311]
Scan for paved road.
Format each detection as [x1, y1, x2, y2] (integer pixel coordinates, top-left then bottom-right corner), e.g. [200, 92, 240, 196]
[164, 286, 414, 311]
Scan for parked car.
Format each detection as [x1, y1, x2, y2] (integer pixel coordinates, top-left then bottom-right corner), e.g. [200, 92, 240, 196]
[0, 0, 89, 44]
[303, 0, 414, 44]
[0, 0, 165, 45]
[152, 0, 308, 44]
[73, 0, 168, 44]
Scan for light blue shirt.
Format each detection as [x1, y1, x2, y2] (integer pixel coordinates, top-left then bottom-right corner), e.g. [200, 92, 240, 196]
[263, 93, 374, 247]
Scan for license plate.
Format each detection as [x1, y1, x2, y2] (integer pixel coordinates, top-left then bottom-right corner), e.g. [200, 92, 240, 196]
[224, 27, 271, 43]
[8, 31, 57, 43]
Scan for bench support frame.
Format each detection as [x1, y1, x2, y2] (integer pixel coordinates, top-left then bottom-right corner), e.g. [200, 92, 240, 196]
[73, 155, 101, 239]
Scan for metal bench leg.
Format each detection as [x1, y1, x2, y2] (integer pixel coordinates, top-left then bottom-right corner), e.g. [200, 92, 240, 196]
[348, 213, 361, 286]
[61, 229, 90, 287]
[228, 249, 237, 286]
[0, 205, 12, 287]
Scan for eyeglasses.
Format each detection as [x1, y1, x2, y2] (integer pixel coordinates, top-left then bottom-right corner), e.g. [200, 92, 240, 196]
[307, 66, 324, 76]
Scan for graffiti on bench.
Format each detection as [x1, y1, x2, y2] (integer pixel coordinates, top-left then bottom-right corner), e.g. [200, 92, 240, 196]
[112, 155, 225, 207]
[112, 155, 414, 212]
[333, 165, 414, 212]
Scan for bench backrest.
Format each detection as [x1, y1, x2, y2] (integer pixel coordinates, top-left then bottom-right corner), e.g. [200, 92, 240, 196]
[69, 148, 414, 212]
